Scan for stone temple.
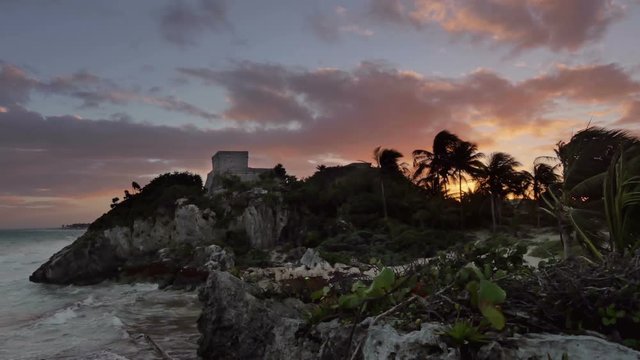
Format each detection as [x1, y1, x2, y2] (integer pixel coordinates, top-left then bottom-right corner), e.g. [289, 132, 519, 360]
[204, 151, 271, 193]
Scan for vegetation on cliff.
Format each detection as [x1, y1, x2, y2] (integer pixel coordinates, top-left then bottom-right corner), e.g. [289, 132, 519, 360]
[91, 172, 205, 231]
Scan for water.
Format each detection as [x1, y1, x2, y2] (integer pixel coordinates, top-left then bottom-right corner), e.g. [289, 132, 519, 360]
[0, 229, 201, 360]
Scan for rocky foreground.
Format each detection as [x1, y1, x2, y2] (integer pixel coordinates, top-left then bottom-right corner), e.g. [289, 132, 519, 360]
[199, 268, 640, 360]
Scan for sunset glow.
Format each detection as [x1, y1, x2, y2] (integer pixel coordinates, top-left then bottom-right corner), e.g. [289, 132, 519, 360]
[1, 0, 639, 228]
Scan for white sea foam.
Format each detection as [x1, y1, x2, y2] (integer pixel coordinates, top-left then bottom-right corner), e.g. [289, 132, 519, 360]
[41, 307, 78, 325]
[111, 315, 124, 327]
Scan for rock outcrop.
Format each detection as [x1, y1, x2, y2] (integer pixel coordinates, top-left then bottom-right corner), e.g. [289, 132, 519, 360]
[240, 191, 289, 249]
[30, 202, 219, 285]
[197, 270, 357, 360]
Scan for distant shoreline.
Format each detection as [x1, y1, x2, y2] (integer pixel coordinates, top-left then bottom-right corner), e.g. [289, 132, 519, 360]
[60, 223, 90, 230]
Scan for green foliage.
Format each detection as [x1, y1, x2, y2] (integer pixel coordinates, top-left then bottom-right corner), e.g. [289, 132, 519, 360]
[307, 267, 416, 323]
[543, 127, 640, 259]
[317, 227, 469, 266]
[462, 266, 507, 330]
[220, 175, 252, 193]
[223, 229, 251, 256]
[599, 304, 626, 326]
[90, 172, 204, 231]
[443, 320, 487, 346]
[236, 249, 270, 268]
[604, 144, 640, 254]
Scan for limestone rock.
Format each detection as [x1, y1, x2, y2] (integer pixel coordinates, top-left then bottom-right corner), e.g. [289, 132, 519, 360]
[174, 204, 216, 245]
[240, 194, 288, 249]
[362, 323, 452, 360]
[191, 244, 235, 271]
[30, 201, 219, 285]
[300, 248, 330, 269]
[504, 333, 640, 360]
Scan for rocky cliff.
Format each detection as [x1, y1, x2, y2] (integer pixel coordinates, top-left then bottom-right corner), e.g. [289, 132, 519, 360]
[30, 187, 292, 285]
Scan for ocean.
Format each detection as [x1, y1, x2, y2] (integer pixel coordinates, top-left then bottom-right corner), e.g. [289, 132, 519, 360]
[0, 229, 201, 360]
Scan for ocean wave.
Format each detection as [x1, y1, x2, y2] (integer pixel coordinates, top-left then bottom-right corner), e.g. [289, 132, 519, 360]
[37, 295, 102, 325]
[64, 350, 131, 360]
[41, 307, 78, 325]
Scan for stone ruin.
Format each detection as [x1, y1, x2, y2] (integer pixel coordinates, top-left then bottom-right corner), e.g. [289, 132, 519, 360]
[204, 151, 271, 193]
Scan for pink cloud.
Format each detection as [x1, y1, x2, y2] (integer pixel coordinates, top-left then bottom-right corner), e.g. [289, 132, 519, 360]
[370, 0, 626, 52]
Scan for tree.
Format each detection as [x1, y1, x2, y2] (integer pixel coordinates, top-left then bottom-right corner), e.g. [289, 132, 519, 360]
[450, 140, 484, 227]
[124, 190, 131, 200]
[477, 152, 521, 232]
[273, 164, 287, 179]
[451, 140, 484, 200]
[604, 144, 640, 254]
[110, 197, 120, 209]
[374, 147, 404, 220]
[531, 160, 560, 227]
[132, 181, 141, 193]
[374, 147, 403, 175]
[413, 130, 461, 193]
[544, 127, 639, 259]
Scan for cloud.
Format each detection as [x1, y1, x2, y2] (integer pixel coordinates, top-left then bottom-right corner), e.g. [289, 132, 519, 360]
[160, 0, 229, 46]
[369, 0, 627, 52]
[181, 61, 640, 133]
[3, 61, 640, 226]
[0, 64, 218, 120]
[617, 100, 640, 125]
[308, 9, 375, 42]
[0, 64, 36, 106]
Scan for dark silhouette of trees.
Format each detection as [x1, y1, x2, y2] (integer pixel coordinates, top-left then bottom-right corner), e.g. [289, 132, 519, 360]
[451, 140, 484, 200]
[477, 152, 521, 232]
[273, 164, 287, 179]
[374, 147, 404, 220]
[413, 130, 461, 193]
[132, 181, 141, 193]
[124, 190, 131, 200]
[110, 197, 120, 209]
[531, 160, 560, 226]
[374, 147, 403, 175]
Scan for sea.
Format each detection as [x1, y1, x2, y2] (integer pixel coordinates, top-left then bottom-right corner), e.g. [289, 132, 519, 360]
[0, 229, 201, 360]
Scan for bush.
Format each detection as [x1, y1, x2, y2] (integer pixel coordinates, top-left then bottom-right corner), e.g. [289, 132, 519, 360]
[90, 172, 204, 231]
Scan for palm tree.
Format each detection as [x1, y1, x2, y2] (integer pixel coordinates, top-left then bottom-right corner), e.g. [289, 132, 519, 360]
[449, 140, 484, 227]
[413, 130, 461, 194]
[374, 147, 404, 220]
[477, 152, 521, 232]
[375, 147, 403, 175]
[531, 160, 560, 226]
[544, 127, 639, 259]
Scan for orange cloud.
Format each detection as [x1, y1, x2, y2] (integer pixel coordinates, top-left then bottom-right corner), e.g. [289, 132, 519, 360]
[370, 0, 626, 52]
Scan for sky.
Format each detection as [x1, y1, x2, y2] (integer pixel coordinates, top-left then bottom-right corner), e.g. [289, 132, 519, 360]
[1, 0, 640, 228]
